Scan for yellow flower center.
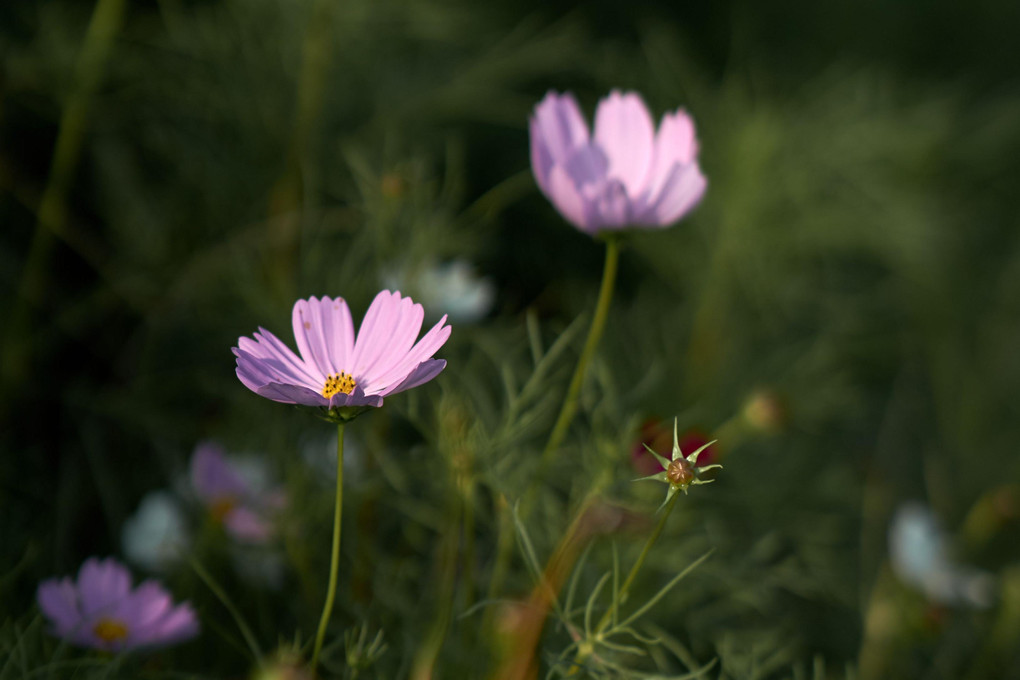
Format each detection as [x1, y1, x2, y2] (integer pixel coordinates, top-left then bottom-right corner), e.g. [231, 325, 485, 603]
[210, 496, 237, 523]
[322, 372, 357, 398]
[93, 617, 129, 644]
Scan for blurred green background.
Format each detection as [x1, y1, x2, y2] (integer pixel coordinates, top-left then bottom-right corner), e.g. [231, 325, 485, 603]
[2, 0, 1020, 678]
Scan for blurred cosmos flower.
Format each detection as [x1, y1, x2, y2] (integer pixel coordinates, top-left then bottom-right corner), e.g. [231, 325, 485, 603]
[889, 503, 995, 609]
[122, 491, 189, 572]
[741, 389, 788, 434]
[382, 259, 495, 324]
[190, 442, 284, 544]
[37, 557, 198, 652]
[233, 291, 450, 416]
[530, 90, 706, 234]
[632, 418, 718, 476]
[636, 418, 721, 508]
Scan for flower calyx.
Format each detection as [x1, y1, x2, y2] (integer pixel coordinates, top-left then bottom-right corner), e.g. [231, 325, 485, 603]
[634, 417, 722, 510]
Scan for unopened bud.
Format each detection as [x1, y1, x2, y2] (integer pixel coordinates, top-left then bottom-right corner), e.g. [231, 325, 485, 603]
[666, 458, 695, 487]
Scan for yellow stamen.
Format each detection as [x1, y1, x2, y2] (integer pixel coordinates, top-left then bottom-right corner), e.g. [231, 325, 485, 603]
[209, 496, 237, 523]
[322, 372, 356, 398]
[93, 618, 129, 644]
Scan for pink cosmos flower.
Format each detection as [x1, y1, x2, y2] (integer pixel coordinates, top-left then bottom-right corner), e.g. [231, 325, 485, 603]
[233, 291, 451, 412]
[530, 90, 706, 234]
[190, 442, 284, 544]
[36, 557, 198, 652]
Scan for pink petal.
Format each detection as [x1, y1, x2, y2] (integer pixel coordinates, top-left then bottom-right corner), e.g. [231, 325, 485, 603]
[379, 359, 447, 397]
[78, 557, 131, 619]
[292, 297, 338, 378]
[530, 91, 590, 193]
[354, 293, 424, 382]
[236, 328, 320, 387]
[643, 110, 698, 203]
[190, 442, 247, 501]
[594, 90, 655, 199]
[368, 315, 451, 393]
[224, 506, 273, 544]
[546, 165, 591, 231]
[37, 578, 80, 634]
[640, 161, 707, 226]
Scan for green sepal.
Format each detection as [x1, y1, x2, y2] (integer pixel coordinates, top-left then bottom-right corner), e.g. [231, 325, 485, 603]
[633, 471, 669, 484]
[318, 405, 373, 424]
[642, 443, 672, 470]
[685, 439, 718, 465]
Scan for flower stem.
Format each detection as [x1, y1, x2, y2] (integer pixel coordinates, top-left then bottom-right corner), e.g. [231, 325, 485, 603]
[540, 235, 621, 470]
[596, 491, 679, 635]
[567, 492, 680, 675]
[311, 421, 345, 674]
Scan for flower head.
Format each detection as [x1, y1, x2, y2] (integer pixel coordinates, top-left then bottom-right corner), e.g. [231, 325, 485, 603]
[382, 259, 495, 324]
[530, 90, 706, 234]
[233, 291, 451, 420]
[631, 418, 718, 476]
[122, 491, 189, 572]
[635, 418, 721, 509]
[889, 503, 995, 609]
[37, 557, 199, 652]
[190, 442, 284, 544]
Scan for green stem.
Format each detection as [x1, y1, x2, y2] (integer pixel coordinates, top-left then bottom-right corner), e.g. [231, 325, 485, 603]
[540, 236, 621, 470]
[596, 491, 679, 635]
[311, 421, 345, 674]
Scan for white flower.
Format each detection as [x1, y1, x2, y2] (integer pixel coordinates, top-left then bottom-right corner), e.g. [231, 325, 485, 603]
[889, 503, 995, 608]
[383, 260, 494, 324]
[122, 491, 189, 572]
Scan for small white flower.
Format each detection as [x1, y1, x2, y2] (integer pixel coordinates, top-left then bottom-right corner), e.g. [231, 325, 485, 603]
[383, 259, 495, 324]
[122, 491, 189, 572]
[889, 503, 995, 608]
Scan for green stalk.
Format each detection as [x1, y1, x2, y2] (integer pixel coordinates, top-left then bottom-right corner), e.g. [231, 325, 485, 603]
[311, 421, 346, 674]
[540, 235, 621, 470]
[595, 492, 678, 634]
[568, 492, 679, 675]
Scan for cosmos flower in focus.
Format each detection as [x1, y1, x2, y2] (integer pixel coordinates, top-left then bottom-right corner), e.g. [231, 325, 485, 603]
[37, 557, 198, 651]
[530, 90, 706, 234]
[122, 491, 189, 572]
[233, 291, 451, 418]
[190, 442, 284, 544]
[889, 503, 995, 609]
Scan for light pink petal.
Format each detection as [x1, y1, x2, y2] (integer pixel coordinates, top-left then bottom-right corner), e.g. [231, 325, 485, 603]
[546, 165, 591, 231]
[37, 578, 80, 634]
[379, 359, 447, 397]
[241, 326, 318, 381]
[292, 297, 338, 378]
[530, 91, 590, 193]
[328, 387, 384, 409]
[78, 558, 131, 619]
[190, 442, 247, 501]
[643, 110, 698, 202]
[224, 506, 273, 544]
[354, 293, 424, 382]
[588, 179, 631, 229]
[150, 603, 200, 646]
[234, 348, 328, 405]
[594, 90, 655, 198]
[638, 161, 707, 226]
[368, 315, 451, 393]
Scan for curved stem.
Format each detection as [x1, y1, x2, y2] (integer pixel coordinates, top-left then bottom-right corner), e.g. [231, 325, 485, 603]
[540, 236, 621, 469]
[311, 421, 345, 674]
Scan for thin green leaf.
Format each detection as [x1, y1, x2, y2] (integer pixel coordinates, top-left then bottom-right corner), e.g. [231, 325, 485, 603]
[584, 571, 612, 639]
[617, 550, 714, 630]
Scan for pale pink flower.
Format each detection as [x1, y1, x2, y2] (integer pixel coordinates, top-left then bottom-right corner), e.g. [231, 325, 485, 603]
[233, 291, 450, 411]
[37, 557, 198, 651]
[530, 90, 706, 234]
